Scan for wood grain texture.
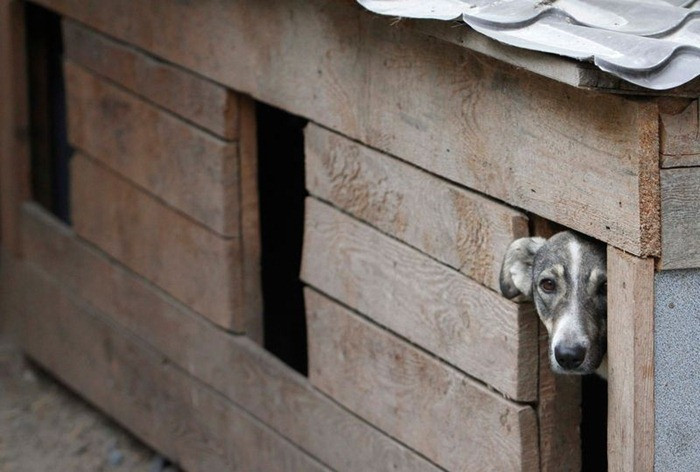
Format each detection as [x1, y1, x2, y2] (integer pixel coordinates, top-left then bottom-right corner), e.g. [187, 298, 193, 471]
[301, 198, 538, 401]
[305, 123, 529, 292]
[32, 0, 660, 256]
[607, 247, 655, 472]
[19, 203, 440, 472]
[407, 19, 586, 92]
[306, 288, 539, 472]
[660, 168, 700, 270]
[530, 216, 582, 472]
[237, 95, 263, 344]
[65, 62, 240, 236]
[7, 259, 328, 472]
[411, 19, 700, 98]
[63, 20, 239, 140]
[660, 99, 700, 168]
[70, 153, 243, 331]
[0, 0, 30, 255]
[361, 22, 660, 258]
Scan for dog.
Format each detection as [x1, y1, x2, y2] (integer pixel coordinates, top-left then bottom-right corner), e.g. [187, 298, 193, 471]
[499, 231, 608, 378]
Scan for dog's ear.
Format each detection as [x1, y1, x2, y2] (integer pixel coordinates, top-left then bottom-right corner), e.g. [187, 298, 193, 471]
[499, 237, 546, 300]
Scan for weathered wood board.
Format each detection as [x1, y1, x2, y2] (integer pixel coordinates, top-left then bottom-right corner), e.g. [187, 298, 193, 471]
[607, 247, 655, 472]
[32, 0, 660, 257]
[360, 22, 659, 258]
[70, 153, 243, 331]
[19, 204, 440, 472]
[65, 62, 240, 237]
[659, 99, 700, 168]
[237, 96, 263, 344]
[301, 198, 538, 401]
[63, 20, 239, 140]
[0, 0, 30, 255]
[660, 167, 700, 270]
[305, 123, 529, 292]
[412, 20, 700, 98]
[5, 258, 328, 472]
[306, 288, 539, 472]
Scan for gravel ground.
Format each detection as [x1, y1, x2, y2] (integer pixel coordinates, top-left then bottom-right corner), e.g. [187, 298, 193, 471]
[0, 337, 180, 472]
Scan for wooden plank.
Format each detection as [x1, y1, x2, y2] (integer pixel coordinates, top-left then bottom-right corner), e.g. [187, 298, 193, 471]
[607, 247, 655, 472]
[18, 203, 440, 472]
[33, 0, 365, 137]
[65, 62, 240, 237]
[659, 99, 700, 168]
[32, 0, 660, 256]
[70, 153, 243, 331]
[0, 0, 31, 255]
[7, 259, 328, 472]
[306, 288, 539, 472]
[238, 96, 263, 344]
[407, 19, 585, 91]
[361, 22, 660, 258]
[301, 198, 538, 401]
[660, 168, 700, 270]
[305, 123, 529, 292]
[410, 20, 700, 98]
[529, 216, 582, 472]
[63, 20, 239, 140]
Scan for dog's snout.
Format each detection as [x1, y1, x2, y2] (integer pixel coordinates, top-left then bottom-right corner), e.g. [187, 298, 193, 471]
[555, 344, 587, 370]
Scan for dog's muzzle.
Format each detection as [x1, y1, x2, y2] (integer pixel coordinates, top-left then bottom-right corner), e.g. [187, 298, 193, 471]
[554, 343, 587, 370]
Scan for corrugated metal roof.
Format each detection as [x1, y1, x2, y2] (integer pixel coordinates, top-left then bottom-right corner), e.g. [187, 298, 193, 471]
[358, 0, 700, 91]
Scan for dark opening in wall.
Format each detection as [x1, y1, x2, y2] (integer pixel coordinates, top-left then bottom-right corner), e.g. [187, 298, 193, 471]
[25, 3, 71, 223]
[530, 216, 608, 471]
[581, 374, 608, 471]
[256, 102, 308, 375]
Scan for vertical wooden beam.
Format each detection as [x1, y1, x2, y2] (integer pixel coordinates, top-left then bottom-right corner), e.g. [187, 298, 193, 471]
[238, 95, 263, 344]
[0, 0, 31, 255]
[607, 247, 655, 472]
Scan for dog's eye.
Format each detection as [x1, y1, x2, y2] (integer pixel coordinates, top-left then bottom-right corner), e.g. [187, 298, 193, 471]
[599, 281, 607, 295]
[539, 278, 556, 293]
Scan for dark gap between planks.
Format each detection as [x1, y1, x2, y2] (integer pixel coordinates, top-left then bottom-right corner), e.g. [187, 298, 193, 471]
[25, 3, 72, 223]
[256, 102, 309, 375]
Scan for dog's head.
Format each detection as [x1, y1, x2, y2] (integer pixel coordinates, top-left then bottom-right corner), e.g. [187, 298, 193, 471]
[500, 231, 607, 375]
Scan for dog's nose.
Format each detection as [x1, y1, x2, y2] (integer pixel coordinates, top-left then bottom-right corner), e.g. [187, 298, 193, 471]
[555, 344, 586, 369]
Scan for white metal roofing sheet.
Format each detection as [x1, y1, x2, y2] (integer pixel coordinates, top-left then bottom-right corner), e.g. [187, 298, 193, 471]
[358, 0, 700, 90]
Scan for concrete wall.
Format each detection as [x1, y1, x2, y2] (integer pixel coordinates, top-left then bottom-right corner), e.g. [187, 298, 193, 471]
[655, 269, 700, 470]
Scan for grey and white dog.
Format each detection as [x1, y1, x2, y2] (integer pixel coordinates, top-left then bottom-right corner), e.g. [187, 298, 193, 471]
[500, 231, 608, 378]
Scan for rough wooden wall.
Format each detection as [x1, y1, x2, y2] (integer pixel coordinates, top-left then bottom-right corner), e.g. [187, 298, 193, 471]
[1, 1, 685, 471]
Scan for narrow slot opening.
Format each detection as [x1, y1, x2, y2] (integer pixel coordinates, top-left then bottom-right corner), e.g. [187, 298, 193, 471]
[256, 102, 308, 375]
[581, 374, 608, 471]
[25, 3, 71, 223]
